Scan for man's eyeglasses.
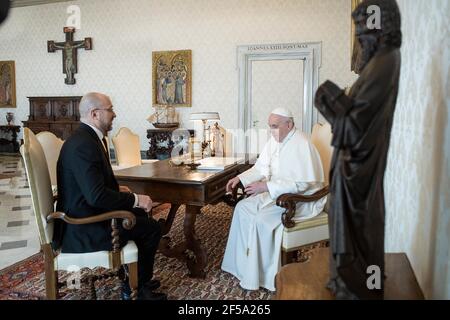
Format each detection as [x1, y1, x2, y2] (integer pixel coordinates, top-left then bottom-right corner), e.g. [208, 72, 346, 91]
[94, 107, 115, 113]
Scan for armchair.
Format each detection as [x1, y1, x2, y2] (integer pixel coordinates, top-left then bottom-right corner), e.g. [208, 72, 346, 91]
[112, 127, 158, 168]
[20, 128, 139, 300]
[228, 123, 333, 265]
[36, 131, 64, 195]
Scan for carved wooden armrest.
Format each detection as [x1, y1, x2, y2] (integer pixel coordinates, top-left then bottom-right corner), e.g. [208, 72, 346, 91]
[276, 185, 329, 228]
[46, 210, 136, 230]
[223, 181, 247, 207]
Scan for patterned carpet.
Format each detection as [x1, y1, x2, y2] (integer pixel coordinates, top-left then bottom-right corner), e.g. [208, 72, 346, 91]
[0, 197, 328, 300]
[0, 202, 278, 300]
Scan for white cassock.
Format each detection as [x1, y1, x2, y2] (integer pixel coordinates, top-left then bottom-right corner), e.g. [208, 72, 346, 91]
[221, 128, 326, 291]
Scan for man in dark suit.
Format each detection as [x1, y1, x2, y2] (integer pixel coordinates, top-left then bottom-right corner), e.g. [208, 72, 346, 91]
[55, 92, 166, 300]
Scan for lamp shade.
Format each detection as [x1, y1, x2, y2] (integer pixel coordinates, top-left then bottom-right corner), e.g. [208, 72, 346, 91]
[189, 112, 220, 121]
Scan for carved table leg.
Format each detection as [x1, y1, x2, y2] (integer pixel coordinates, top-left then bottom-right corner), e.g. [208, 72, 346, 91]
[157, 204, 207, 279]
[184, 205, 207, 278]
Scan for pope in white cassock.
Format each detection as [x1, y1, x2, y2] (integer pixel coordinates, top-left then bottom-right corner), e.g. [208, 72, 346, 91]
[221, 107, 326, 291]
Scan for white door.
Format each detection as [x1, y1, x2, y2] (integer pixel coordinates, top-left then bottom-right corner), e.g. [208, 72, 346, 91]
[249, 59, 304, 154]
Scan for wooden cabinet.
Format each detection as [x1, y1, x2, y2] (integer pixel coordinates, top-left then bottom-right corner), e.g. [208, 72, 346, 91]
[146, 128, 194, 160]
[22, 96, 81, 140]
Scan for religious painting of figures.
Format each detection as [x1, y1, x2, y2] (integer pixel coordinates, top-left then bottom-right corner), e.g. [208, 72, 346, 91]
[152, 50, 192, 107]
[0, 61, 16, 108]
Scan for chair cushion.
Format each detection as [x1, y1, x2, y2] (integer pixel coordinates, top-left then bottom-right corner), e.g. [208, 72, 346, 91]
[282, 212, 329, 251]
[55, 240, 138, 271]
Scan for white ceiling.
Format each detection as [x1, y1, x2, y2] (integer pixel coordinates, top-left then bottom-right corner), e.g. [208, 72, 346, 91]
[11, 0, 74, 8]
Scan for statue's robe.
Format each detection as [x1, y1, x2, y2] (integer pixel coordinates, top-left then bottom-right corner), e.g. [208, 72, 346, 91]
[221, 128, 326, 291]
[314, 46, 401, 299]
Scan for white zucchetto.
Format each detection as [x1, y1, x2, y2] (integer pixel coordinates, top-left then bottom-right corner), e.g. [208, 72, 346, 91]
[271, 107, 293, 118]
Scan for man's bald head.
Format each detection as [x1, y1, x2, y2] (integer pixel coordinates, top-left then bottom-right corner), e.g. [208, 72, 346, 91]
[79, 92, 116, 135]
[79, 92, 112, 120]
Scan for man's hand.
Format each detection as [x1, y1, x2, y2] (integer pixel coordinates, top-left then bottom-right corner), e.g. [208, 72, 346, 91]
[244, 181, 268, 196]
[137, 194, 152, 213]
[226, 176, 241, 193]
[119, 185, 132, 193]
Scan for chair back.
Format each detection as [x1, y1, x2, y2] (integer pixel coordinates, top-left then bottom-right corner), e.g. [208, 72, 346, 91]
[20, 128, 54, 245]
[311, 123, 333, 185]
[36, 131, 64, 186]
[112, 127, 142, 167]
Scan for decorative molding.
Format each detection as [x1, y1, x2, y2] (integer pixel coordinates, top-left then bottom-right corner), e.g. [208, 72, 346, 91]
[237, 42, 322, 153]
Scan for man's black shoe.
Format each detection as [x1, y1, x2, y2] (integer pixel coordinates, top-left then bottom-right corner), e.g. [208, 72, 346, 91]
[121, 281, 132, 300]
[142, 279, 161, 291]
[121, 279, 162, 300]
[137, 289, 167, 300]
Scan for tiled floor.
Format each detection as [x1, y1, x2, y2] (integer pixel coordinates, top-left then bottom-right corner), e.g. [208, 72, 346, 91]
[0, 153, 40, 270]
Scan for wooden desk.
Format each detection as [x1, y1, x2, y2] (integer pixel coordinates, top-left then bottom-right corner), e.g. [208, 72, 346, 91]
[115, 158, 249, 278]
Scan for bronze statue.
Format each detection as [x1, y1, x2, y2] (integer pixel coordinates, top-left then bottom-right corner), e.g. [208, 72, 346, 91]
[0, 0, 10, 25]
[314, 0, 402, 299]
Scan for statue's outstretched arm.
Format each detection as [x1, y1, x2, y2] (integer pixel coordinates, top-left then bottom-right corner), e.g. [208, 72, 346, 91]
[315, 51, 399, 150]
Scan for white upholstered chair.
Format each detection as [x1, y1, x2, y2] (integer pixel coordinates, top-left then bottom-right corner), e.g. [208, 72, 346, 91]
[35, 131, 64, 190]
[20, 128, 139, 300]
[277, 122, 333, 264]
[112, 127, 158, 168]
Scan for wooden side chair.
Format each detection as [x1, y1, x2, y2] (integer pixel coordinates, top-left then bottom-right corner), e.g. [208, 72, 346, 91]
[20, 128, 139, 300]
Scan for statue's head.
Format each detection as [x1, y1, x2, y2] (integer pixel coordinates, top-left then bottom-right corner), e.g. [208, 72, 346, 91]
[352, 0, 402, 73]
[0, 0, 10, 25]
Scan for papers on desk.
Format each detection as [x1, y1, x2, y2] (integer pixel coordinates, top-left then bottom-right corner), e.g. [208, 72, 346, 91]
[196, 157, 244, 170]
[111, 164, 136, 171]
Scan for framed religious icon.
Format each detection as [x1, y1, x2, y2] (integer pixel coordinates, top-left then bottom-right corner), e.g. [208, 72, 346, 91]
[0, 61, 16, 108]
[152, 50, 192, 107]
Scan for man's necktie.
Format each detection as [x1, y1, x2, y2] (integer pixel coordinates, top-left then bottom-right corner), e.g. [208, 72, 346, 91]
[101, 136, 110, 161]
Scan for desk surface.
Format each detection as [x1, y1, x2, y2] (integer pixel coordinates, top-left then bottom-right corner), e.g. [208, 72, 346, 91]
[114, 157, 249, 185]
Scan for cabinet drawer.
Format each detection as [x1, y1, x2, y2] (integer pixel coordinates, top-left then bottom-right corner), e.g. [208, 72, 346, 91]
[53, 100, 75, 121]
[31, 100, 51, 121]
[206, 170, 237, 201]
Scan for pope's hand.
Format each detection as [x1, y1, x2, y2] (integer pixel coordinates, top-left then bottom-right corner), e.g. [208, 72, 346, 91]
[226, 176, 241, 193]
[244, 181, 268, 196]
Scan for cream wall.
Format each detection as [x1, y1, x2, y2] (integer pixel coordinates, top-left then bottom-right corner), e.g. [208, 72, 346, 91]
[0, 0, 356, 149]
[3, 0, 447, 299]
[384, 0, 449, 299]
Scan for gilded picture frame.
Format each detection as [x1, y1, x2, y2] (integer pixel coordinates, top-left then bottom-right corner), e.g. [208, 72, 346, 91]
[0, 60, 16, 108]
[152, 50, 192, 108]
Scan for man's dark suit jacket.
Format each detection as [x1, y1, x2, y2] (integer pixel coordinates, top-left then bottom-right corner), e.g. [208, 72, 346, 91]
[53, 123, 136, 253]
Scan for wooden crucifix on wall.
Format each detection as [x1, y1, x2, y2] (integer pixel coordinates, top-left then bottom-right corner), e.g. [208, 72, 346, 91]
[47, 27, 92, 85]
